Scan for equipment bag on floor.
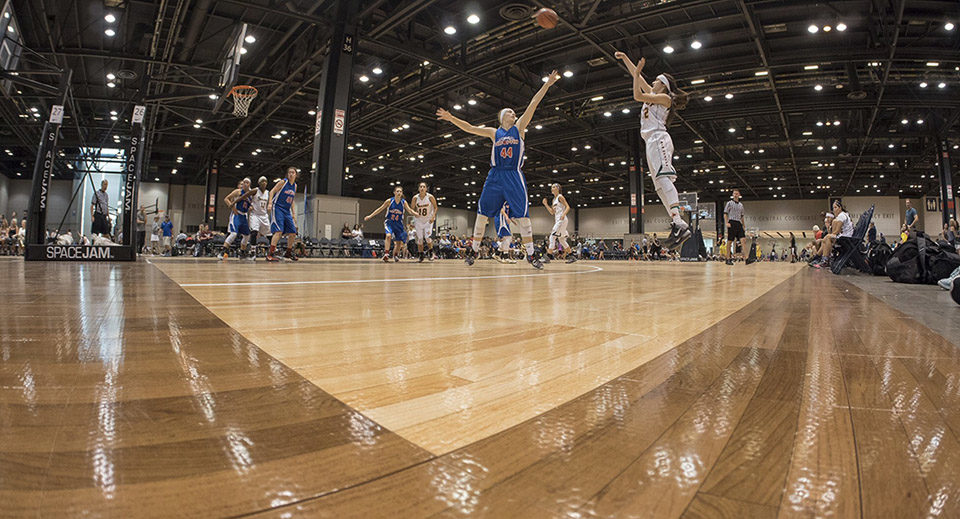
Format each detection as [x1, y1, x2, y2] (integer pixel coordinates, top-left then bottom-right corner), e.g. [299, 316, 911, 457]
[886, 232, 960, 284]
[866, 241, 892, 276]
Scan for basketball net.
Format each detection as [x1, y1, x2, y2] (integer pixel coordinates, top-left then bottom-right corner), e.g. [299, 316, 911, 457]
[228, 85, 258, 118]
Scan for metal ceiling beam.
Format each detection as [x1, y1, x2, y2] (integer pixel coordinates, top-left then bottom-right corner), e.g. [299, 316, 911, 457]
[737, 0, 802, 197]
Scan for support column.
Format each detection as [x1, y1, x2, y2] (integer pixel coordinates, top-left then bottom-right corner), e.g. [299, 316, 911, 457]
[628, 130, 645, 234]
[936, 138, 956, 225]
[309, 0, 358, 198]
[25, 69, 71, 246]
[204, 158, 220, 227]
[122, 104, 147, 249]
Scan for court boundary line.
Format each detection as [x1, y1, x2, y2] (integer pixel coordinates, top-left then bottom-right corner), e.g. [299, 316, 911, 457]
[178, 265, 604, 287]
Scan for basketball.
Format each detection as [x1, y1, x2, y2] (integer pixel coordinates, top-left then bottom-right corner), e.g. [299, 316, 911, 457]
[535, 8, 559, 29]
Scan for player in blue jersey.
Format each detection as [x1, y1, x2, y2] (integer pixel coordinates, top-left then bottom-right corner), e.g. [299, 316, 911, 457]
[364, 185, 416, 262]
[266, 166, 299, 262]
[436, 70, 561, 270]
[221, 178, 253, 261]
[493, 202, 516, 264]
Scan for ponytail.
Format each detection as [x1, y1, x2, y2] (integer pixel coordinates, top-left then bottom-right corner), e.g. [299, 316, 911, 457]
[662, 73, 687, 125]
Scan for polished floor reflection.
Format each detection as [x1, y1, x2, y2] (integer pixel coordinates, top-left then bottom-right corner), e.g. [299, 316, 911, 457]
[2, 258, 959, 517]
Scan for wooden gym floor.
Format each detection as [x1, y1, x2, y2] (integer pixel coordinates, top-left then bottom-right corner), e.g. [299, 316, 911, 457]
[2, 257, 959, 517]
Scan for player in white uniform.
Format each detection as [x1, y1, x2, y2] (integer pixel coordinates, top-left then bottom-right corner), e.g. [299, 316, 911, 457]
[411, 182, 437, 262]
[542, 183, 577, 263]
[615, 51, 691, 250]
[235, 176, 271, 260]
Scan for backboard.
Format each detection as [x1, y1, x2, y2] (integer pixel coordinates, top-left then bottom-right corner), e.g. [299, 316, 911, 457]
[212, 23, 246, 114]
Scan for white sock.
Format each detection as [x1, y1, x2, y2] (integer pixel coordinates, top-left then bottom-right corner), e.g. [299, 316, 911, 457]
[653, 175, 684, 226]
[472, 215, 488, 252]
[516, 217, 535, 256]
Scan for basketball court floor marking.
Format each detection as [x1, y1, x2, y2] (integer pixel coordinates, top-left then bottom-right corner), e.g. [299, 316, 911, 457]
[177, 264, 604, 287]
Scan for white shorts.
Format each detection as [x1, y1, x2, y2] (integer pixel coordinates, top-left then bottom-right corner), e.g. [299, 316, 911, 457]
[551, 217, 569, 238]
[248, 213, 270, 235]
[644, 131, 675, 178]
[413, 219, 434, 242]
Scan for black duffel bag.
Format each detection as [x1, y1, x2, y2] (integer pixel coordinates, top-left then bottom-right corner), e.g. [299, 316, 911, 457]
[866, 241, 893, 276]
[887, 232, 960, 284]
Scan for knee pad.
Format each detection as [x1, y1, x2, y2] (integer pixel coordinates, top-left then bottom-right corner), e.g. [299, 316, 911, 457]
[516, 217, 533, 238]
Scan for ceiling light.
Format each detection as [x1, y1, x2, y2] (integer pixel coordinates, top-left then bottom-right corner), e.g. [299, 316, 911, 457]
[104, 13, 116, 23]
[920, 82, 928, 88]
[817, 121, 824, 126]
[590, 95, 604, 101]
[691, 79, 705, 85]
[209, 94, 218, 100]
[703, 96, 713, 102]
[814, 84, 823, 91]
[917, 119, 924, 124]
[563, 70, 574, 77]
[534, 124, 542, 130]
[467, 14, 480, 24]
[834, 120, 840, 125]
[107, 82, 116, 88]
[308, 110, 316, 115]
[663, 45, 674, 54]
[621, 108, 630, 114]
[467, 99, 477, 105]
[372, 67, 383, 75]
[725, 93, 733, 99]
[690, 40, 702, 50]
[946, 22, 955, 31]
[804, 65, 819, 70]
[359, 75, 369, 82]
[245, 35, 256, 44]
[104, 28, 116, 37]
[444, 26, 456, 35]
[836, 23, 847, 31]
[823, 25, 832, 32]
[755, 70, 768, 76]
[938, 82, 946, 89]
[926, 62, 939, 67]
[184, 141, 191, 148]
[728, 128, 735, 133]
[808, 24, 819, 33]
[603, 111, 612, 117]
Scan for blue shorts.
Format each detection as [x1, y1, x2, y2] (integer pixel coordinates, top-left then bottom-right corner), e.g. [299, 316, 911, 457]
[385, 220, 407, 242]
[477, 168, 529, 219]
[228, 213, 250, 235]
[494, 213, 512, 237]
[271, 207, 297, 234]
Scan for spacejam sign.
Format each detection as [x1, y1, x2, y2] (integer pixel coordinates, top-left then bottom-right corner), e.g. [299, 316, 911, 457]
[45, 245, 115, 260]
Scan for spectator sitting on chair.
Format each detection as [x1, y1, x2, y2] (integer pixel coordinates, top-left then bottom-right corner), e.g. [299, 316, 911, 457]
[341, 224, 352, 239]
[194, 224, 213, 257]
[812, 200, 853, 269]
[351, 224, 364, 240]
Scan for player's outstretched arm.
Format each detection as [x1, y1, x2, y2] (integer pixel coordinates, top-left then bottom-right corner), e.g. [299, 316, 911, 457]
[517, 70, 559, 133]
[633, 65, 671, 107]
[614, 51, 638, 76]
[223, 188, 241, 210]
[402, 200, 417, 216]
[364, 200, 389, 221]
[436, 109, 496, 140]
[236, 189, 258, 202]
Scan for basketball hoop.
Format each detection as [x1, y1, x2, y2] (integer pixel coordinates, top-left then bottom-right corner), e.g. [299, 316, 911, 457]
[228, 85, 258, 118]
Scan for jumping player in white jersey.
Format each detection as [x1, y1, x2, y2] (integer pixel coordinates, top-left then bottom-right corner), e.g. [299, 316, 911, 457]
[411, 182, 437, 263]
[615, 51, 691, 249]
[221, 178, 252, 261]
[493, 202, 517, 263]
[364, 185, 417, 262]
[436, 69, 561, 270]
[234, 176, 271, 260]
[542, 183, 577, 263]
